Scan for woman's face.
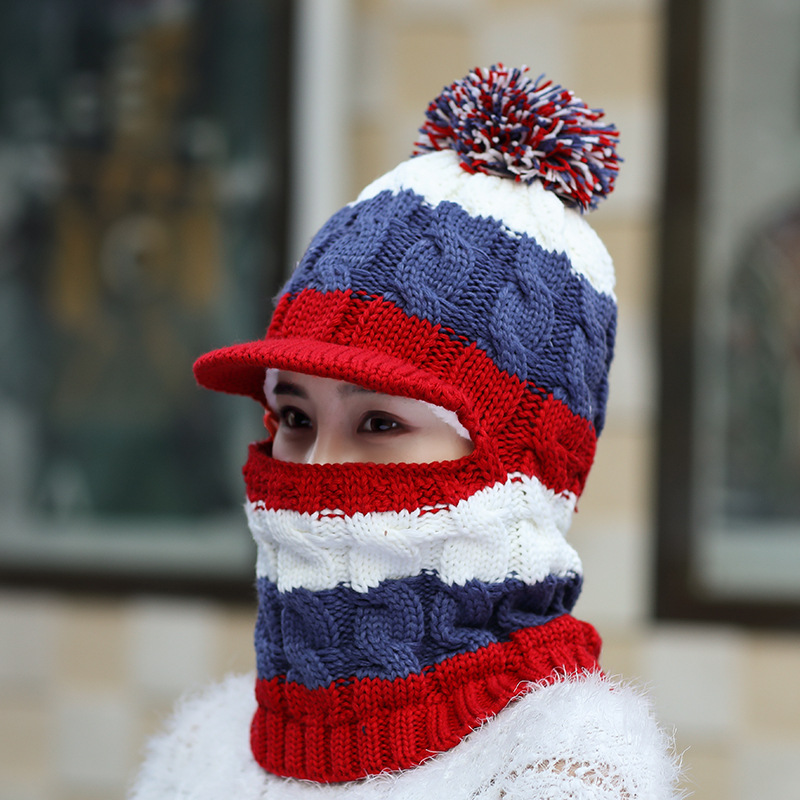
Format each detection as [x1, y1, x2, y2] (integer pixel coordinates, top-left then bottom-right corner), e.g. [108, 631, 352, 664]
[267, 370, 474, 465]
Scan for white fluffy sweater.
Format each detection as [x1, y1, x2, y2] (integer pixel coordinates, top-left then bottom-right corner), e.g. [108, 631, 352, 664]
[129, 671, 681, 799]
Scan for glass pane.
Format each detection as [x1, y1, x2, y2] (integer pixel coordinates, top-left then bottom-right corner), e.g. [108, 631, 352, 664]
[694, 0, 800, 600]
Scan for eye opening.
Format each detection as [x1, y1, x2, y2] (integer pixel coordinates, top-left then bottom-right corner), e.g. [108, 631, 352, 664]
[358, 411, 406, 434]
[277, 405, 313, 430]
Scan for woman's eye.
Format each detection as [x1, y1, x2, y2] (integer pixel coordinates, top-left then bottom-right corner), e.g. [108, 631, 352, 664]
[278, 407, 312, 429]
[360, 414, 403, 433]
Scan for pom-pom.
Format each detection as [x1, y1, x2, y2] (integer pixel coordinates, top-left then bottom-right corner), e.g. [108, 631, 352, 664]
[414, 65, 620, 211]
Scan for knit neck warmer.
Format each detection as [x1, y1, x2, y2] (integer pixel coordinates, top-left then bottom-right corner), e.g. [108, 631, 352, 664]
[244, 440, 601, 783]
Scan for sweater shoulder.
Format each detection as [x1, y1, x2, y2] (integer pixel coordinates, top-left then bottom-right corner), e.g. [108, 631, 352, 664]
[128, 672, 682, 800]
[127, 673, 269, 800]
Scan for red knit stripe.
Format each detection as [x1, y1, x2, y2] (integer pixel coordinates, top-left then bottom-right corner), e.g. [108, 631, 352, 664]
[250, 614, 601, 782]
[244, 440, 507, 515]
[244, 414, 588, 513]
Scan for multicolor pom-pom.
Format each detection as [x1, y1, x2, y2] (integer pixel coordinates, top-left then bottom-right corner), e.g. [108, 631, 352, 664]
[414, 64, 620, 211]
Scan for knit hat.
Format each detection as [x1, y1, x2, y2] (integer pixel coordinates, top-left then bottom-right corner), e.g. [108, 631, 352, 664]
[194, 65, 619, 783]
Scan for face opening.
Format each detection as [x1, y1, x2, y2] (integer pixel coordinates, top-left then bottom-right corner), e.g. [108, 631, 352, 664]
[263, 369, 474, 465]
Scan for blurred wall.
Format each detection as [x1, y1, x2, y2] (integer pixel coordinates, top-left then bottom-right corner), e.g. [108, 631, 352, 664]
[2, 1, 799, 799]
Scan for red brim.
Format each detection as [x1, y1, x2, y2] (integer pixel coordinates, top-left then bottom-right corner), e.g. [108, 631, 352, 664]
[192, 336, 468, 413]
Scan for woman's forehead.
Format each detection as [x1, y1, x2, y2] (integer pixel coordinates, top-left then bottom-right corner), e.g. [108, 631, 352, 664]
[266, 369, 377, 399]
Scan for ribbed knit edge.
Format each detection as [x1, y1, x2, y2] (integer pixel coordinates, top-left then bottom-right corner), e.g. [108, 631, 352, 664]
[250, 614, 601, 782]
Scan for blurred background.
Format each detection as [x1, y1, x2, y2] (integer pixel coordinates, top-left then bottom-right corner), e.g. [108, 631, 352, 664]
[1, 0, 799, 798]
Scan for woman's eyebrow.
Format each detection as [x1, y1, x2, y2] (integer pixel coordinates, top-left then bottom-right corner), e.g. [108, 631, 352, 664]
[272, 380, 375, 398]
[272, 381, 307, 398]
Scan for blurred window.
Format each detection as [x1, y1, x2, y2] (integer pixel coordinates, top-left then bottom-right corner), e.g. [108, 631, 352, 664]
[657, 0, 800, 625]
[0, 0, 292, 597]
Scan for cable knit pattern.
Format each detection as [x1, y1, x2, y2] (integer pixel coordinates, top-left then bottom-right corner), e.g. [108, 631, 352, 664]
[358, 151, 616, 294]
[247, 471, 581, 593]
[282, 175, 616, 431]
[254, 574, 582, 685]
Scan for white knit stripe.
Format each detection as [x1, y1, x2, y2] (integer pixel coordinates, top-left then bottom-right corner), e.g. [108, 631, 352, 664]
[247, 473, 581, 593]
[356, 150, 616, 299]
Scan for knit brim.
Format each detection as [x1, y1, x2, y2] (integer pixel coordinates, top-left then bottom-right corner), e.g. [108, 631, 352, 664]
[193, 336, 468, 414]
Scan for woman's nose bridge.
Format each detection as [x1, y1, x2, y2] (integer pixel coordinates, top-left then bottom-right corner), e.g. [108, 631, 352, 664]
[306, 425, 350, 465]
